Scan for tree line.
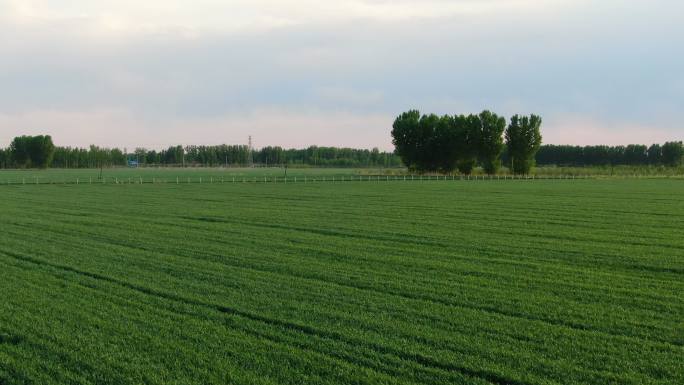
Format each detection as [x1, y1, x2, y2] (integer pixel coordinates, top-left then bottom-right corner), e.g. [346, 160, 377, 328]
[0, 136, 401, 169]
[534, 143, 683, 167]
[0, 135, 56, 169]
[128, 145, 401, 167]
[392, 110, 542, 174]
[2, 134, 681, 170]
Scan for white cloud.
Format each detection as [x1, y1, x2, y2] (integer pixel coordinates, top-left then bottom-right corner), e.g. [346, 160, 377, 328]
[0, 0, 681, 148]
[543, 117, 677, 146]
[1, 0, 578, 37]
[314, 87, 384, 106]
[0, 108, 394, 150]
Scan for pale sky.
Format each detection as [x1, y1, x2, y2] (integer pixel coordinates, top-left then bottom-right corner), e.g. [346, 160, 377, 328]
[0, 0, 682, 150]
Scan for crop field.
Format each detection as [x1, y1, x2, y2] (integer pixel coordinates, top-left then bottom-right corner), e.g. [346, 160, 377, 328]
[2, 166, 683, 186]
[0, 179, 682, 384]
[0, 167, 376, 185]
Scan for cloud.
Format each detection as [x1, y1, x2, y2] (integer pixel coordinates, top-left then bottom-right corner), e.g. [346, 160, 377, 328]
[543, 117, 678, 146]
[2, 1, 573, 36]
[0, 108, 394, 150]
[0, 0, 682, 148]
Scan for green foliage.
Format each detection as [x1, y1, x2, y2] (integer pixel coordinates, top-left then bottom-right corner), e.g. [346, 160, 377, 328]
[477, 111, 506, 175]
[453, 114, 479, 175]
[0, 148, 8, 168]
[1, 141, 401, 169]
[416, 113, 443, 171]
[505, 114, 542, 174]
[391, 110, 509, 174]
[647, 143, 662, 164]
[432, 115, 460, 172]
[52, 146, 126, 168]
[530, 142, 683, 167]
[391, 112, 465, 172]
[166, 145, 185, 164]
[391, 110, 422, 169]
[257, 146, 401, 168]
[9, 136, 32, 167]
[0, 180, 682, 384]
[662, 141, 683, 167]
[624, 144, 648, 165]
[30, 135, 56, 168]
[9, 135, 55, 168]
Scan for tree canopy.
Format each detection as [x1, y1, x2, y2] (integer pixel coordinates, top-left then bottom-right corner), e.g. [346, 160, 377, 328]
[534, 142, 683, 167]
[505, 115, 543, 174]
[662, 141, 683, 167]
[0, 138, 401, 169]
[392, 110, 537, 174]
[9, 135, 55, 168]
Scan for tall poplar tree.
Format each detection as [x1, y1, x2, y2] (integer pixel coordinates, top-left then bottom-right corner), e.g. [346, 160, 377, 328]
[505, 115, 543, 174]
[477, 110, 506, 175]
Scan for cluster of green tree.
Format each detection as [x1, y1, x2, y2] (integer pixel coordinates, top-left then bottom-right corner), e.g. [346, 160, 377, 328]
[534, 142, 683, 167]
[0, 148, 9, 169]
[392, 110, 542, 174]
[52, 146, 127, 168]
[3, 135, 56, 168]
[255, 146, 401, 167]
[0, 137, 401, 169]
[131, 145, 250, 166]
[4, 134, 680, 171]
[127, 145, 400, 167]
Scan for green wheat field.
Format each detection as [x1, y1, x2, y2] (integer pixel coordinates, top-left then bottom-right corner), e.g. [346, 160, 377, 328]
[1, 178, 682, 384]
